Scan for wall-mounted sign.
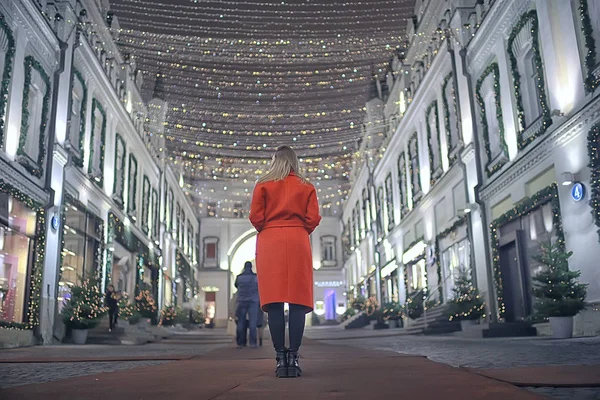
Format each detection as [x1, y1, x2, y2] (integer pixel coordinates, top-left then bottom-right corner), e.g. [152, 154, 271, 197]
[314, 281, 344, 288]
[50, 215, 60, 232]
[201, 286, 220, 292]
[571, 182, 585, 202]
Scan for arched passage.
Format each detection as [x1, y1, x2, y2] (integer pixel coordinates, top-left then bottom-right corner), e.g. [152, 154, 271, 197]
[228, 229, 257, 294]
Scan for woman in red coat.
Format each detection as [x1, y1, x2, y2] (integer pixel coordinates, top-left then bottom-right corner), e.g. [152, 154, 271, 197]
[249, 146, 321, 378]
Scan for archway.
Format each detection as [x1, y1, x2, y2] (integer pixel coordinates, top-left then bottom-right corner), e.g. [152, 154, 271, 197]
[228, 229, 257, 294]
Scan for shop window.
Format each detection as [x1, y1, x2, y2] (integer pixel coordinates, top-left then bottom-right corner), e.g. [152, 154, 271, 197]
[411, 259, 427, 290]
[113, 134, 126, 207]
[0, 195, 36, 324]
[59, 201, 102, 308]
[203, 237, 218, 268]
[441, 238, 471, 301]
[321, 235, 336, 265]
[127, 154, 138, 218]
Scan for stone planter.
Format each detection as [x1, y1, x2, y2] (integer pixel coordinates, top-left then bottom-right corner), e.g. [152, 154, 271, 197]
[460, 319, 478, 331]
[72, 329, 89, 345]
[549, 316, 574, 339]
[0, 329, 35, 349]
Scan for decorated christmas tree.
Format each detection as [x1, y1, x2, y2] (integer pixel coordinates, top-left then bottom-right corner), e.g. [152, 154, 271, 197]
[135, 290, 158, 321]
[531, 240, 587, 318]
[447, 267, 485, 321]
[61, 278, 107, 329]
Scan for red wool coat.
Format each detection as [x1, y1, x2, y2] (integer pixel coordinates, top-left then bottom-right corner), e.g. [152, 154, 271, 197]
[249, 173, 322, 312]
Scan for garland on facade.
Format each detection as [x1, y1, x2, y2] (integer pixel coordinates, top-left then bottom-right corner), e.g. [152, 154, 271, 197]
[113, 134, 126, 209]
[579, 0, 600, 92]
[408, 132, 422, 205]
[442, 72, 460, 165]
[142, 175, 150, 234]
[0, 12, 15, 145]
[397, 152, 408, 217]
[425, 100, 443, 186]
[385, 173, 395, 230]
[88, 99, 106, 188]
[489, 183, 565, 320]
[587, 122, 600, 241]
[0, 179, 44, 329]
[507, 10, 553, 150]
[71, 69, 87, 168]
[128, 154, 138, 214]
[18, 56, 51, 178]
[434, 216, 468, 304]
[475, 62, 508, 177]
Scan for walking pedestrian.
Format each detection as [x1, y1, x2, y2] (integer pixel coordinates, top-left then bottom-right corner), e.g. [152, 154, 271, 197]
[249, 145, 322, 378]
[105, 284, 119, 332]
[234, 261, 259, 348]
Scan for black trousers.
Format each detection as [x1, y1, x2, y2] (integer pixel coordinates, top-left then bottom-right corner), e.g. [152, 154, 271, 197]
[267, 303, 306, 352]
[108, 308, 118, 330]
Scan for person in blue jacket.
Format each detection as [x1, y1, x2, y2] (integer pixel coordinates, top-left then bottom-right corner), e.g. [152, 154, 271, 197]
[234, 261, 259, 348]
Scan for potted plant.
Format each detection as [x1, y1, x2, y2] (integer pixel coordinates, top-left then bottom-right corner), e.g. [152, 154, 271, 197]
[61, 278, 106, 344]
[351, 295, 366, 311]
[532, 240, 587, 339]
[382, 302, 404, 328]
[446, 267, 486, 330]
[407, 290, 424, 320]
[159, 306, 179, 327]
[135, 290, 158, 325]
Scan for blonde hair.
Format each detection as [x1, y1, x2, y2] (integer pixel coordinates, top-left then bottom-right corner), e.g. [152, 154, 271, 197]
[257, 146, 308, 184]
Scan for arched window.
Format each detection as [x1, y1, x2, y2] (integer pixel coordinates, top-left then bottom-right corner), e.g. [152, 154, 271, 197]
[426, 101, 442, 181]
[408, 133, 422, 203]
[127, 154, 138, 216]
[88, 99, 106, 186]
[69, 70, 86, 165]
[397, 152, 408, 216]
[321, 235, 337, 266]
[113, 134, 126, 207]
[385, 173, 395, 231]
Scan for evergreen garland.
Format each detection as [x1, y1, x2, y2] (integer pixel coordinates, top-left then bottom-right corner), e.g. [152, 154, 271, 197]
[447, 267, 486, 321]
[18, 56, 51, 178]
[490, 183, 565, 320]
[113, 134, 126, 208]
[408, 132, 422, 205]
[587, 123, 600, 241]
[70, 69, 87, 168]
[475, 62, 507, 177]
[425, 100, 443, 186]
[0, 12, 15, 144]
[531, 240, 587, 318]
[128, 154, 138, 214]
[507, 10, 552, 150]
[442, 71, 460, 165]
[88, 99, 106, 188]
[579, 0, 600, 92]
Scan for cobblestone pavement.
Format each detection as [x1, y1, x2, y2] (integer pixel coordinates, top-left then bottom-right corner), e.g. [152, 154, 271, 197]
[320, 335, 600, 368]
[0, 342, 229, 388]
[320, 334, 600, 400]
[0, 361, 170, 388]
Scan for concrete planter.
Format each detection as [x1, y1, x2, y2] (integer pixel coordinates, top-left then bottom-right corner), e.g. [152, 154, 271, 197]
[549, 316, 574, 339]
[460, 320, 478, 331]
[72, 329, 89, 345]
[0, 329, 35, 349]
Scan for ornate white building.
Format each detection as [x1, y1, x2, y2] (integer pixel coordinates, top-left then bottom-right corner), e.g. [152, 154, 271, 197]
[0, 0, 197, 344]
[342, 0, 600, 336]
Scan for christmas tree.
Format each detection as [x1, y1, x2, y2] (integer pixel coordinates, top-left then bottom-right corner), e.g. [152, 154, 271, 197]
[61, 278, 107, 329]
[532, 240, 587, 318]
[447, 267, 485, 321]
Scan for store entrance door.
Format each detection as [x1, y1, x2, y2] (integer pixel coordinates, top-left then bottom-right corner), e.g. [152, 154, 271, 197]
[498, 230, 530, 322]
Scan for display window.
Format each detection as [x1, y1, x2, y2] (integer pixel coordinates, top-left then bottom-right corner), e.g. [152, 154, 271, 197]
[0, 196, 37, 323]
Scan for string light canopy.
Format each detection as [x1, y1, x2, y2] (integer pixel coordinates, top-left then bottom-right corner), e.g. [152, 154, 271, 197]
[112, 0, 415, 215]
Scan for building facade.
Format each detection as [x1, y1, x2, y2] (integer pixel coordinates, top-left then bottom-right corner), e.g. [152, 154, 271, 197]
[342, 0, 600, 335]
[0, 0, 198, 344]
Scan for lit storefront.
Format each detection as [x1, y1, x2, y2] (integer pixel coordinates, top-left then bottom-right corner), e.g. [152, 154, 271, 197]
[0, 194, 38, 324]
[58, 196, 104, 307]
[380, 260, 400, 304]
[402, 240, 428, 297]
[435, 218, 471, 303]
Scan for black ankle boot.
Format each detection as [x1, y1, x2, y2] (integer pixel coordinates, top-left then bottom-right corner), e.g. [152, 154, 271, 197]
[287, 350, 301, 377]
[275, 349, 288, 378]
